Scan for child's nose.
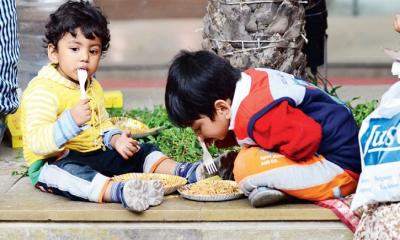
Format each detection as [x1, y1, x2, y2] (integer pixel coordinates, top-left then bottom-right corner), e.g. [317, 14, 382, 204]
[80, 51, 89, 62]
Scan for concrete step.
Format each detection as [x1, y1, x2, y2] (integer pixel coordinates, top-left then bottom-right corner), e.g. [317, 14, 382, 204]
[0, 222, 352, 240]
[0, 177, 353, 240]
[2, 177, 338, 222]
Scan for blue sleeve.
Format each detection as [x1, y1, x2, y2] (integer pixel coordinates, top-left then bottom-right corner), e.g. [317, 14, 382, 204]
[103, 128, 122, 149]
[53, 110, 82, 147]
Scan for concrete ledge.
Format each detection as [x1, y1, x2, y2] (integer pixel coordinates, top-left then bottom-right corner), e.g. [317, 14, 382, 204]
[0, 196, 338, 222]
[0, 178, 338, 222]
[0, 222, 352, 240]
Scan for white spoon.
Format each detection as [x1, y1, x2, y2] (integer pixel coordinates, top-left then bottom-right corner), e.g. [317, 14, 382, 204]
[77, 69, 88, 99]
[77, 69, 90, 130]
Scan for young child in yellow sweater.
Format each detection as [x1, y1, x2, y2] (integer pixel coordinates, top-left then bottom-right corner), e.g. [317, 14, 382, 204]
[21, 0, 209, 212]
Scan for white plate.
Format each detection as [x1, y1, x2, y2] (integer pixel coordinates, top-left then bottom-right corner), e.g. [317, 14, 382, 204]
[178, 182, 244, 202]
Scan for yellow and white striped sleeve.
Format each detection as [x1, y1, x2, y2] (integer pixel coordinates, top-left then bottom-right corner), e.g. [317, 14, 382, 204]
[22, 88, 61, 155]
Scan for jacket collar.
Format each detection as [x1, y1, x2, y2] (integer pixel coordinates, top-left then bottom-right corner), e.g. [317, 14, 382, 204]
[38, 63, 92, 90]
[229, 72, 252, 130]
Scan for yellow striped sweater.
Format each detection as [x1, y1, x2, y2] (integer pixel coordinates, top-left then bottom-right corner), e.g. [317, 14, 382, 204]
[21, 64, 115, 166]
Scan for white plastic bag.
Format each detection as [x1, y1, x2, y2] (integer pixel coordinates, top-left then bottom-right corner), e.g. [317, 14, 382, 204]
[351, 81, 400, 210]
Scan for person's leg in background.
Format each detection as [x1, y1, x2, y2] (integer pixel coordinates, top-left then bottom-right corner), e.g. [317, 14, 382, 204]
[0, 117, 5, 143]
[0, 0, 20, 143]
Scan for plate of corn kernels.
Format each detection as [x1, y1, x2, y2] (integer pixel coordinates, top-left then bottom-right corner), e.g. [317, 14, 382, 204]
[178, 176, 244, 202]
[111, 173, 187, 195]
[110, 117, 164, 139]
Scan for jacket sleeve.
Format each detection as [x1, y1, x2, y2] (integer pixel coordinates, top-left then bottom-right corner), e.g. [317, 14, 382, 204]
[22, 89, 64, 155]
[94, 81, 118, 133]
[252, 100, 322, 161]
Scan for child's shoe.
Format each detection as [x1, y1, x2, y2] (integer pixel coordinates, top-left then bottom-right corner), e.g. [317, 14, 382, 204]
[122, 179, 164, 212]
[175, 150, 237, 183]
[248, 187, 289, 207]
[175, 161, 215, 183]
[146, 179, 164, 206]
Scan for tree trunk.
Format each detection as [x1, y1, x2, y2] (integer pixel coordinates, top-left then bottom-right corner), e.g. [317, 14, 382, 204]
[202, 0, 307, 77]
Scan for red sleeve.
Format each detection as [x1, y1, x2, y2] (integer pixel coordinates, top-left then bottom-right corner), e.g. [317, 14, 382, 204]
[252, 101, 322, 161]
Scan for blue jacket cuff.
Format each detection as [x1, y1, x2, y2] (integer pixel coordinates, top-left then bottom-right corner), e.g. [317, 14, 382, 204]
[103, 128, 122, 149]
[53, 110, 82, 147]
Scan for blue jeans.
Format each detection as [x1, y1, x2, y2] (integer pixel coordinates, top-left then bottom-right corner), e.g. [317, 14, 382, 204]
[36, 143, 163, 202]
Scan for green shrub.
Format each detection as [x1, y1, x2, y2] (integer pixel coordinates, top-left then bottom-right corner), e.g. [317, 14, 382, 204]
[108, 106, 223, 163]
[347, 98, 379, 127]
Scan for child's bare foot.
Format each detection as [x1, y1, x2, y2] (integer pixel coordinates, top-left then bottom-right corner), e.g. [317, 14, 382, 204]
[122, 179, 164, 212]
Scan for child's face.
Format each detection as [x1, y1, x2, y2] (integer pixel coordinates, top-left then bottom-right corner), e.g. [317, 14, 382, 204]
[48, 28, 102, 81]
[191, 100, 231, 143]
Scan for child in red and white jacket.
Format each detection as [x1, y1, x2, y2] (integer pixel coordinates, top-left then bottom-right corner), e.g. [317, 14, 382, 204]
[165, 50, 361, 207]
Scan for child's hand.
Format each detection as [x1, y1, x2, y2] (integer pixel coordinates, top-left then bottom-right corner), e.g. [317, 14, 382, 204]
[114, 131, 140, 159]
[71, 99, 91, 126]
[395, 15, 400, 33]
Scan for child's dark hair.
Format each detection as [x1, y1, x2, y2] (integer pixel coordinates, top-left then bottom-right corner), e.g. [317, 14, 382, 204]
[165, 50, 241, 127]
[44, 0, 110, 53]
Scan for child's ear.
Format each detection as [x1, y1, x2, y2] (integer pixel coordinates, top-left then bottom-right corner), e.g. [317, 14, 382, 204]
[47, 44, 59, 64]
[214, 99, 231, 119]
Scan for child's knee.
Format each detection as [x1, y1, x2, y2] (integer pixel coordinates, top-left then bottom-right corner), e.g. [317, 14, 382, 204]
[138, 143, 161, 155]
[233, 147, 293, 183]
[233, 147, 358, 201]
[138, 143, 170, 173]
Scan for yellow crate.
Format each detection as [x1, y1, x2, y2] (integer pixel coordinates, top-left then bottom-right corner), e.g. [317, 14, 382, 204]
[5, 108, 22, 148]
[104, 90, 123, 109]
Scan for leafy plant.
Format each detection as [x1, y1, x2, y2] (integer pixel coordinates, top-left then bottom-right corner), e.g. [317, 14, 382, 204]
[107, 108, 124, 118]
[107, 106, 223, 163]
[125, 105, 172, 129]
[11, 166, 28, 177]
[348, 99, 379, 127]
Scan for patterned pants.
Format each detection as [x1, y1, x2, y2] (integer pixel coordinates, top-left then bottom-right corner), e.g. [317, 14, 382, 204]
[0, 116, 5, 143]
[0, 0, 20, 116]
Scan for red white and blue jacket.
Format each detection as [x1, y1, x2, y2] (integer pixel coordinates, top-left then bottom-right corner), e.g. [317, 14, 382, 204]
[229, 68, 361, 174]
